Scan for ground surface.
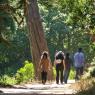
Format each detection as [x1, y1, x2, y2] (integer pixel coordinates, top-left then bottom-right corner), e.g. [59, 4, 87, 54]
[0, 80, 77, 95]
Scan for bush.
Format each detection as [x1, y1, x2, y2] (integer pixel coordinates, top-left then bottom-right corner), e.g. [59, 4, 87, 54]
[83, 67, 95, 79]
[16, 60, 34, 84]
[53, 67, 56, 79]
[69, 68, 75, 79]
[89, 57, 95, 77]
[90, 67, 95, 77]
[0, 75, 17, 85]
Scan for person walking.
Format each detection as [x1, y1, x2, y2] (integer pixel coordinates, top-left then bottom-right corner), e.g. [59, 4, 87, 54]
[64, 53, 71, 84]
[39, 51, 50, 84]
[54, 51, 65, 84]
[74, 48, 85, 80]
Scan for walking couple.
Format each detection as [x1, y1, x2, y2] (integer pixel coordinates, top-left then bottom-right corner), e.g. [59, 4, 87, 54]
[54, 51, 71, 84]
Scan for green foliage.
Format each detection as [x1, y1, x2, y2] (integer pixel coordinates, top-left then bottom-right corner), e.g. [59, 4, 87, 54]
[87, 66, 95, 78]
[53, 67, 56, 79]
[0, 11, 15, 31]
[16, 61, 34, 84]
[83, 57, 95, 78]
[0, 75, 16, 85]
[90, 68, 95, 77]
[0, 0, 15, 40]
[0, 0, 8, 4]
[0, 27, 31, 76]
[39, 0, 95, 64]
[0, 0, 95, 84]
[69, 68, 75, 79]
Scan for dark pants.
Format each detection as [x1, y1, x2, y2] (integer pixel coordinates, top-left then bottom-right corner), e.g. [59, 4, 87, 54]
[41, 71, 47, 84]
[75, 66, 83, 80]
[56, 64, 64, 84]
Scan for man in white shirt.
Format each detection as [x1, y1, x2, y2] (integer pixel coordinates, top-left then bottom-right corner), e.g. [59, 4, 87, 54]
[74, 48, 85, 80]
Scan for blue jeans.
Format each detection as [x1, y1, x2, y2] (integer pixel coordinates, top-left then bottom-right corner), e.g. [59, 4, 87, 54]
[64, 69, 70, 83]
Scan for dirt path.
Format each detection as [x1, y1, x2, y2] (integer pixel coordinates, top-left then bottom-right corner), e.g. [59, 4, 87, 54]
[0, 80, 77, 94]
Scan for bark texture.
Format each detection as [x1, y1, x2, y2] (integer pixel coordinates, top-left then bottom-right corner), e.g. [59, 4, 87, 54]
[25, 0, 53, 80]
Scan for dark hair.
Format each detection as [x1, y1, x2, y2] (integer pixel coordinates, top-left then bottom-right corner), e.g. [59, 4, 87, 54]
[78, 48, 82, 52]
[66, 53, 70, 59]
[42, 51, 48, 59]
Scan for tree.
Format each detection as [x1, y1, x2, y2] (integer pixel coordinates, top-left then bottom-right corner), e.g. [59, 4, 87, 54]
[0, 0, 31, 76]
[0, 0, 15, 45]
[25, 0, 53, 79]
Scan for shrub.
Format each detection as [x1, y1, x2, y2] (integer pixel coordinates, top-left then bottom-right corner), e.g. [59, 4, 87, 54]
[53, 67, 56, 79]
[16, 60, 34, 84]
[83, 67, 95, 79]
[90, 57, 95, 77]
[90, 67, 95, 77]
[0, 75, 17, 85]
[69, 68, 75, 79]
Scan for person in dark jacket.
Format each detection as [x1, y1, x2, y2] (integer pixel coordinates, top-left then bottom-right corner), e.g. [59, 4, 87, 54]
[54, 51, 65, 84]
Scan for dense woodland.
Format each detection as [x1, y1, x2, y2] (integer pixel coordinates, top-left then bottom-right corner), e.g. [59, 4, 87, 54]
[0, 0, 95, 85]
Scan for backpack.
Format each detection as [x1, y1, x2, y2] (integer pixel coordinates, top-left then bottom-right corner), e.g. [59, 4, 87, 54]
[55, 51, 64, 64]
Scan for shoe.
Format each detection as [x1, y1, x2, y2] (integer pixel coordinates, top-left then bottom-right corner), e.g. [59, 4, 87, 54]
[64, 82, 67, 84]
[42, 80, 46, 85]
[56, 82, 59, 84]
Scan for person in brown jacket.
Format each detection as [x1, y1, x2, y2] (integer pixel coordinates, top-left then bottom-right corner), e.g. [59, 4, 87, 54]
[39, 51, 50, 84]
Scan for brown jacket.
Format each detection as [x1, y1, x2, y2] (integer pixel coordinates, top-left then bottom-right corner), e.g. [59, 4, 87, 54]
[39, 58, 50, 72]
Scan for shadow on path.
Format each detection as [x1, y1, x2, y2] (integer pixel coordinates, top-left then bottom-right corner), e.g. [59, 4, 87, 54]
[0, 80, 76, 94]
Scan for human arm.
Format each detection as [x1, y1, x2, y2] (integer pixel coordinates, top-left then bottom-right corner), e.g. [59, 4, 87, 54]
[48, 58, 51, 71]
[63, 60, 65, 70]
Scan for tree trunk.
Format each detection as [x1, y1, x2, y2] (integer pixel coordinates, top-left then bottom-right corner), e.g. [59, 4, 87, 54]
[25, 0, 53, 80]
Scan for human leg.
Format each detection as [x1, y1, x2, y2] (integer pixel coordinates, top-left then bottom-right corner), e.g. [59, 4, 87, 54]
[44, 72, 47, 83]
[80, 66, 84, 75]
[64, 69, 70, 83]
[56, 64, 60, 84]
[75, 67, 79, 80]
[41, 71, 44, 84]
[64, 70, 68, 83]
[60, 66, 64, 84]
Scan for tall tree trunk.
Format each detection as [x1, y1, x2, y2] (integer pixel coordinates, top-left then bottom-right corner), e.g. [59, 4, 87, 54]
[25, 0, 53, 80]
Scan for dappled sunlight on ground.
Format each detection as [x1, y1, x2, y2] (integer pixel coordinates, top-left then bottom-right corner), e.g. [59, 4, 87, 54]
[0, 80, 76, 94]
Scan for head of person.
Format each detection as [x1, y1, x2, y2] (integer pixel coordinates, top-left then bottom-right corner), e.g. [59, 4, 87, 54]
[78, 48, 82, 52]
[66, 53, 69, 57]
[42, 51, 48, 59]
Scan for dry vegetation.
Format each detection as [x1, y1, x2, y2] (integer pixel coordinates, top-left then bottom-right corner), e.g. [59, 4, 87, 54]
[71, 78, 95, 95]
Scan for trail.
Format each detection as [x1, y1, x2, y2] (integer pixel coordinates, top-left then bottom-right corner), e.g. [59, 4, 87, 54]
[0, 80, 77, 95]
